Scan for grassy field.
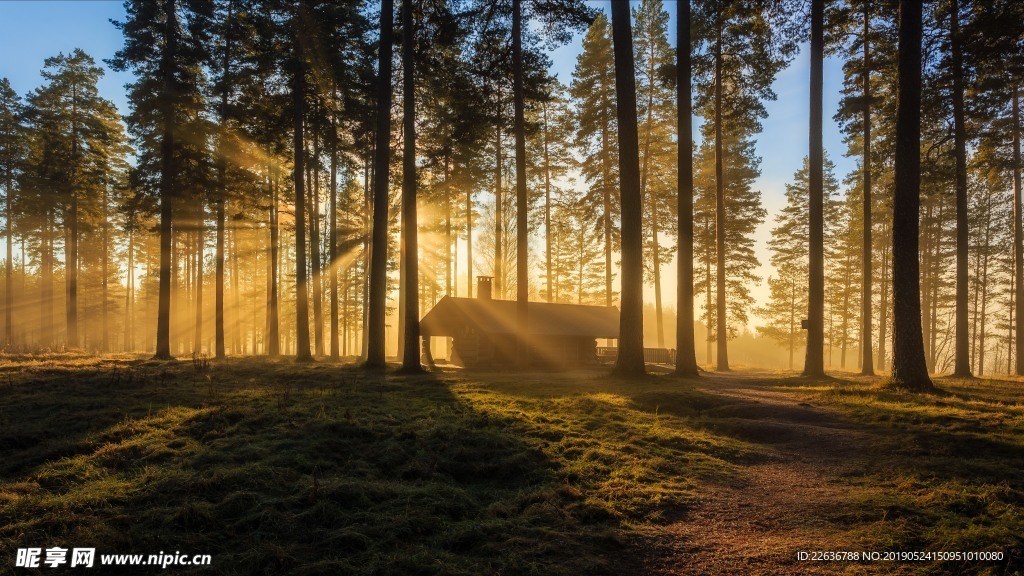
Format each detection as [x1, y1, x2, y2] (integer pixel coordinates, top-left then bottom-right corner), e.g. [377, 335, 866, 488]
[0, 355, 1020, 575]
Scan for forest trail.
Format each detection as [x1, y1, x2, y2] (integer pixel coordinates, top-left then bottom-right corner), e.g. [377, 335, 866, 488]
[644, 370, 888, 576]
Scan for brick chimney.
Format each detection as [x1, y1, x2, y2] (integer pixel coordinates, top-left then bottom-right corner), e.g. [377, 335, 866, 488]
[477, 276, 493, 300]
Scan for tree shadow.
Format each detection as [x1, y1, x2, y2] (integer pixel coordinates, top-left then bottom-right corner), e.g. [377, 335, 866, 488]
[0, 358, 636, 575]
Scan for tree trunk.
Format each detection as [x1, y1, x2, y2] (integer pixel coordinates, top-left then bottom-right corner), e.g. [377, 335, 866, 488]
[877, 222, 890, 368]
[512, 0, 529, 364]
[330, 96, 339, 359]
[215, 0, 232, 359]
[466, 169, 473, 299]
[194, 216, 203, 355]
[543, 102, 553, 302]
[365, 0, 394, 369]
[889, 0, 932, 391]
[950, 0, 971, 377]
[860, 3, 874, 375]
[639, 75, 664, 349]
[494, 94, 503, 299]
[310, 112, 324, 356]
[292, 1, 312, 362]
[101, 185, 109, 352]
[154, 0, 178, 360]
[714, 11, 728, 371]
[804, 0, 825, 377]
[610, 0, 645, 377]
[400, 0, 422, 373]
[67, 84, 79, 350]
[268, 163, 280, 356]
[603, 103, 612, 308]
[674, 0, 699, 376]
[1013, 88, 1023, 375]
[4, 155, 11, 347]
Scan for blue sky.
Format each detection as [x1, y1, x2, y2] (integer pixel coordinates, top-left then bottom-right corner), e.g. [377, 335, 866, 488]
[0, 0, 856, 333]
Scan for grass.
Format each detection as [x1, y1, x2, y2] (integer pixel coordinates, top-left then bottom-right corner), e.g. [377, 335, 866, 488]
[0, 356, 748, 575]
[0, 356, 1020, 575]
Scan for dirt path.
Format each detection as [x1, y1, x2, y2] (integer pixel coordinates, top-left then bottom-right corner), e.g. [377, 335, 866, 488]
[643, 371, 887, 575]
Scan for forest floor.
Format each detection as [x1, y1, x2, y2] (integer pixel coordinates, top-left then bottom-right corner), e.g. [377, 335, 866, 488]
[0, 354, 1021, 575]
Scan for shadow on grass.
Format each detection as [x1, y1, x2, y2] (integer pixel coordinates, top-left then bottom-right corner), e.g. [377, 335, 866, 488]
[0, 358, 631, 575]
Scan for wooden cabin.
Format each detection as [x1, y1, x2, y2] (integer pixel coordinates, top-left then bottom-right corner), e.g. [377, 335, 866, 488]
[420, 277, 619, 368]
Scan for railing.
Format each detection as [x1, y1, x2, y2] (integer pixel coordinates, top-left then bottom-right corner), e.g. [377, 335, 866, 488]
[596, 347, 676, 365]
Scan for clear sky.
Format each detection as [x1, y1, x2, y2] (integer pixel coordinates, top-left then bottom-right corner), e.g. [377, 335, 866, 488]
[0, 0, 855, 336]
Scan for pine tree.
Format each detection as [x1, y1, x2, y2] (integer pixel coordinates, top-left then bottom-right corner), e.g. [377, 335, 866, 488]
[888, 0, 933, 391]
[570, 13, 619, 308]
[0, 79, 23, 348]
[634, 0, 677, 350]
[610, 0, 645, 377]
[365, 0, 395, 369]
[693, 0, 797, 370]
[111, 0, 213, 360]
[758, 155, 839, 370]
[674, 0, 700, 376]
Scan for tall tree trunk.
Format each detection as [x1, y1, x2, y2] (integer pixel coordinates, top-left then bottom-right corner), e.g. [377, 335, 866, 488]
[365, 0, 394, 369]
[610, 0, 645, 377]
[638, 73, 663, 348]
[400, 0, 422, 373]
[4, 156, 11, 348]
[877, 222, 890, 368]
[804, 0, 825, 376]
[125, 231, 134, 351]
[714, 11, 729, 371]
[543, 102, 553, 302]
[889, 0, 932, 391]
[154, 0, 178, 360]
[603, 106, 612, 308]
[330, 97, 339, 359]
[292, 1, 312, 362]
[1013, 88, 1023, 375]
[67, 85, 79, 349]
[512, 0, 529, 364]
[215, 0, 232, 359]
[194, 216, 203, 354]
[860, 3, 874, 375]
[268, 164, 280, 356]
[466, 170, 473, 298]
[494, 94, 503, 298]
[101, 186, 109, 352]
[674, 0, 699, 376]
[950, 0, 971, 377]
[310, 112, 324, 356]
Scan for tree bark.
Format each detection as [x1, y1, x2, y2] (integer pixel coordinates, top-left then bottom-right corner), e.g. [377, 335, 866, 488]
[154, 0, 178, 360]
[268, 162, 280, 356]
[365, 0, 394, 369]
[860, 3, 874, 376]
[292, 0, 312, 362]
[310, 111, 324, 356]
[950, 0, 972, 377]
[194, 217, 203, 355]
[330, 93, 339, 359]
[543, 102, 553, 302]
[674, 0, 699, 377]
[804, 0, 825, 377]
[512, 0, 529, 364]
[400, 0, 422, 373]
[889, 0, 932, 391]
[714, 10, 728, 371]
[610, 0, 645, 377]
[1013, 88, 1023, 375]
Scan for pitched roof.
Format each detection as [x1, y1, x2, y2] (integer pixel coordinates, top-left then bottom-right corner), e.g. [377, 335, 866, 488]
[420, 296, 620, 338]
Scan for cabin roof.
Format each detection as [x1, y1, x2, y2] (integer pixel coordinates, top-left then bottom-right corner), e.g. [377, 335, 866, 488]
[420, 296, 620, 338]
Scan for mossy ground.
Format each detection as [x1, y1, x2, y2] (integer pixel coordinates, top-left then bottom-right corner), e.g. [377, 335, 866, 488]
[0, 355, 1020, 575]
